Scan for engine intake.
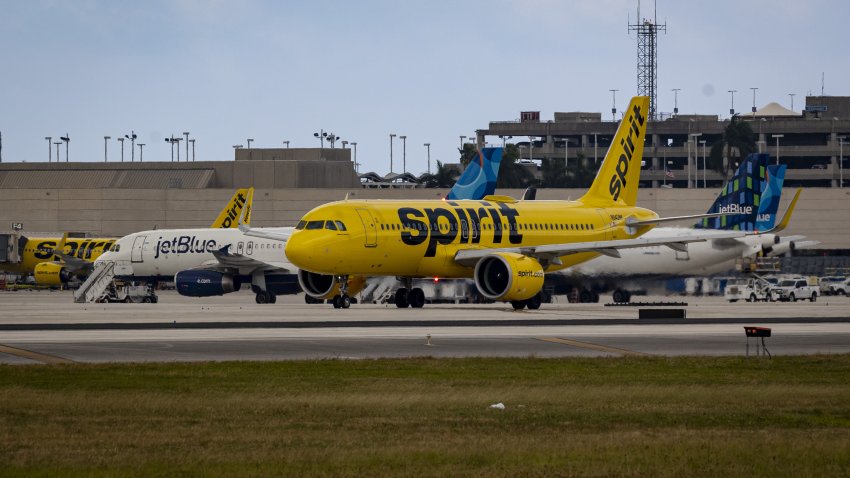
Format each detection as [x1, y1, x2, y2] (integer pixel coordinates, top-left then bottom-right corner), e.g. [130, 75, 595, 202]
[474, 252, 544, 302]
[175, 270, 241, 297]
[33, 262, 70, 286]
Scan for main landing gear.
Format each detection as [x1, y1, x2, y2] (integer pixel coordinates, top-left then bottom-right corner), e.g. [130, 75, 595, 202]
[394, 278, 426, 308]
[332, 275, 352, 309]
[511, 292, 543, 310]
[255, 290, 277, 304]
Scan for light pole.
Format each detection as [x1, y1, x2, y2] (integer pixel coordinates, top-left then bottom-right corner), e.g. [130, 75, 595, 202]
[314, 130, 327, 148]
[399, 135, 407, 173]
[103, 136, 111, 162]
[189, 139, 195, 161]
[528, 136, 533, 162]
[839, 136, 846, 188]
[728, 90, 737, 115]
[117, 137, 124, 162]
[326, 133, 339, 148]
[593, 133, 598, 164]
[690, 133, 702, 189]
[341, 140, 348, 149]
[183, 132, 190, 162]
[174, 138, 182, 161]
[772, 134, 784, 165]
[54, 142, 62, 162]
[350, 142, 358, 173]
[750, 87, 758, 113]
[282, 140, 290, 148]
[246, 138, 253, 149]
[672, 88, 681, 115]
[609, 89, 618, 121]
[700, 139, 707, 188]
[126, 131, 137, 162]
[233, 144, 243, 150]
[424, 143, 431, 175]
[389, 133, 396, 173]
[165, 136, 179, 161]
[788, 93, 796, 111]
[45, 136, 52, 162]
[137, 143, 145, 162]
[60, 134, 70, 162]
[459, 135, 466, 150]
[564, 138, 570, 169]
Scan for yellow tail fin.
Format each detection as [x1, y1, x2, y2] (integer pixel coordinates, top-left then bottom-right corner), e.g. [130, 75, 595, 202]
[211, 188, 250, 228]
[579, 96, 649, 207]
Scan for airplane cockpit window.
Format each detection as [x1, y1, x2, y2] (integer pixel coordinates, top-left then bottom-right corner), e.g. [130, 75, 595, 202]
[335, 221, 346, 231]
[325, 221, 338, 231]
[296, 220, 307, 230]
[306, 220, 325, 230]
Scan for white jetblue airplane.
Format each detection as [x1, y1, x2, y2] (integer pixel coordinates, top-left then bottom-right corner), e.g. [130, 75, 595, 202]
[562, 154, 809, 302]
[95, 149, 505, 304]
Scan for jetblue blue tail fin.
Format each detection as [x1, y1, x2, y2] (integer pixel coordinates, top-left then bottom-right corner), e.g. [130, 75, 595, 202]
[446, 147, 503, 200]
[694, 153, 770, 231]
[754, 164, 787, 231]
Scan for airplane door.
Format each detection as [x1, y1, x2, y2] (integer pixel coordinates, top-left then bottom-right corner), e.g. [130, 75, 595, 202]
[131, 235, 146, 263]
[355, 208, 378, 247]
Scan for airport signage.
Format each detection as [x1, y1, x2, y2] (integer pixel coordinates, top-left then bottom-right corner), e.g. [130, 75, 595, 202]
[805, 105, 828, 112]
[11, 222, 22, 231]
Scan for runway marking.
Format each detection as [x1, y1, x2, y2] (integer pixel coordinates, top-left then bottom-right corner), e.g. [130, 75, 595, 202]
[536, 337, 651, 357]
[0, 344, 75, 364]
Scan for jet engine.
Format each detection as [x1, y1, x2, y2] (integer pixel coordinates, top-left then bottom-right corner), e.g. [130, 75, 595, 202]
[298, 270, 366, 299]
[33, 262, 70, 286]
[473, 252, 544, 302]
[175, 270, 241, 297]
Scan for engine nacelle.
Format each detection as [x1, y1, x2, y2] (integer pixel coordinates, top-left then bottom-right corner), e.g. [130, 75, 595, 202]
[298, 270, 366, 299]
[474, 252, 544, 302]
[33, 262, 70, 286]
[175, 270, 241, 297]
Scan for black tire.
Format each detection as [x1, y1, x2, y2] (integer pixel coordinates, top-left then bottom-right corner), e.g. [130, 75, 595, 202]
[511, 300, 526, 310]
[613, 289, 625, 303]
[838, 290, 847, 296]
[123, 297, 132, 303]
[748, 294, 756, 303]
[332, 295, 342, 309]
[255, 292, 269, 304]
[579, 290, 592, 303]
[526, 293, 542, 310]
[268, 293, 277, 304]
[789, 293, 796, 302]
[810, 292, 817, 303]
[142, 297, 152, 303]
[150, 295, 158, 304]
[341, 295, 351, 309]
[394, 288, 409, 308]
[408, 288, 426, 308]
[591, 291, 600, 303]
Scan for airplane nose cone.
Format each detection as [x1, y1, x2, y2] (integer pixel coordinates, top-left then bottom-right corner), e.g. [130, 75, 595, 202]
[284, 235, 309, 269]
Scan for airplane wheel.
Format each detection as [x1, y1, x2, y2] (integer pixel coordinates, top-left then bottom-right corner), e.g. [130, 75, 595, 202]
[255, 292, 269, 304]
[613, 289, 626, 303]
[408, 288, 426, 308]
[579, 290, 592, 303]
[341, 295, 351, 309]
[526, 293, 542, 310]
[332, 295, 342, 309]
[511, 300, 526, 310]
[394, 288, 409, 308]
[268, 293, 277, 304]
[591, 291, 599, 303]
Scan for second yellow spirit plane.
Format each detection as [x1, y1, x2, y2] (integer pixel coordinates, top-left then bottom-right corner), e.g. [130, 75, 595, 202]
[283, 96, 739, 309]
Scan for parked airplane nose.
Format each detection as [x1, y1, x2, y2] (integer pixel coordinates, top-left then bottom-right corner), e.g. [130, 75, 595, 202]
[284, 234, 310, 270]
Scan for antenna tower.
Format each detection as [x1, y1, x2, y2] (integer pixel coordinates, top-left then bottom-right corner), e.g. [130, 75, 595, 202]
[628, 0, 666, 120]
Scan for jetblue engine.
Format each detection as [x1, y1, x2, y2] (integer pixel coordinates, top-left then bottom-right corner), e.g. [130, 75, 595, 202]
[473, 252, 544, 302]
[175, 270, 241, 297]
[297, 270, 366, 299]
[33, 262, 71, 286]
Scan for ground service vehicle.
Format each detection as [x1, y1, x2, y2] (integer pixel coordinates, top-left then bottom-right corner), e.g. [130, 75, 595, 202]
[725, 276, 774, 302]
[771, 278, 819, 302]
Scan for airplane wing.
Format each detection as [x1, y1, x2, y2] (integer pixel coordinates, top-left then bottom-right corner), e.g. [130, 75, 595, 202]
[238, 225, 291, 242]
[198, 245, 292, 273]
[453, 230, 747, 267]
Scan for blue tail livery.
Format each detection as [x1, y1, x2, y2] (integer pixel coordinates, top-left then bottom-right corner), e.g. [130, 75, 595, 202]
[694, 153, 779, 231]
[446, 147, 503, 200]
[754, 164, 787, 231]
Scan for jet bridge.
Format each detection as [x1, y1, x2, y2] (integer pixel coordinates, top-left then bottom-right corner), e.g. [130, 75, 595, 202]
[0, 232, 24, 265]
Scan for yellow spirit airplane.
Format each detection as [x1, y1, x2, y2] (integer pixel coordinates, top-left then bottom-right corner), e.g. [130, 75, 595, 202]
[283, 96, 740, 309]
[0, 188, 251, 286]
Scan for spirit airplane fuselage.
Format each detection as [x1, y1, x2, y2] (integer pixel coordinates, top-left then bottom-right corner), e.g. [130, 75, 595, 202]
[285, 198, 658, 278]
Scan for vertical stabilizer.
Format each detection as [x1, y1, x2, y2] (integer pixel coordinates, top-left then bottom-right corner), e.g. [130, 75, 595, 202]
[755, 165, 787, 231]
[211, 188, 250, 228]
[446, 147, 503, 200]
[694, 153, 770, 231]
[579, 96, 649, 206]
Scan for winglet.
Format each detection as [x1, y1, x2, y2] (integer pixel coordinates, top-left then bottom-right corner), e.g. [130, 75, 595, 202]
[54, 232, 69, 256]
[767, 188, 801, 234]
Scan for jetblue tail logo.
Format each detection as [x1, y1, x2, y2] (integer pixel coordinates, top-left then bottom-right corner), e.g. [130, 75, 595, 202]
[755, 165, 786, 231]
[446, 148, 502, 200]
[695, 153, 770, 231]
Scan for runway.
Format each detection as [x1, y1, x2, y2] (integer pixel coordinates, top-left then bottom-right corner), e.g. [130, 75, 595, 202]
[2, 290, 849, 363]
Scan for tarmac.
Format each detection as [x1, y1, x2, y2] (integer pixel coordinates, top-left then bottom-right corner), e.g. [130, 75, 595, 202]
[1, 289, 849, 364]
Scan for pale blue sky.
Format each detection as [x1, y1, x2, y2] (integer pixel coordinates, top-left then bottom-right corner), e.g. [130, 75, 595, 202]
[1, 0, 847, 174]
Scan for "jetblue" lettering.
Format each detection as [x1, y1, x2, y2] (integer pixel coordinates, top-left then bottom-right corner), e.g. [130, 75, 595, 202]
[154, 235, 218, 259]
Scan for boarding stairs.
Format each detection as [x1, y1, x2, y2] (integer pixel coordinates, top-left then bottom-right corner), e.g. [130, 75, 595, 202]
[73, 261, 115, 303]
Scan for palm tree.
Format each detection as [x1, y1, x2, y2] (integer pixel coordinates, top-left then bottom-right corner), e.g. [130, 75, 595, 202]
[497, 144, 536, 189]
[708, 118, 757, 178]
[420, 160, 458, 188]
